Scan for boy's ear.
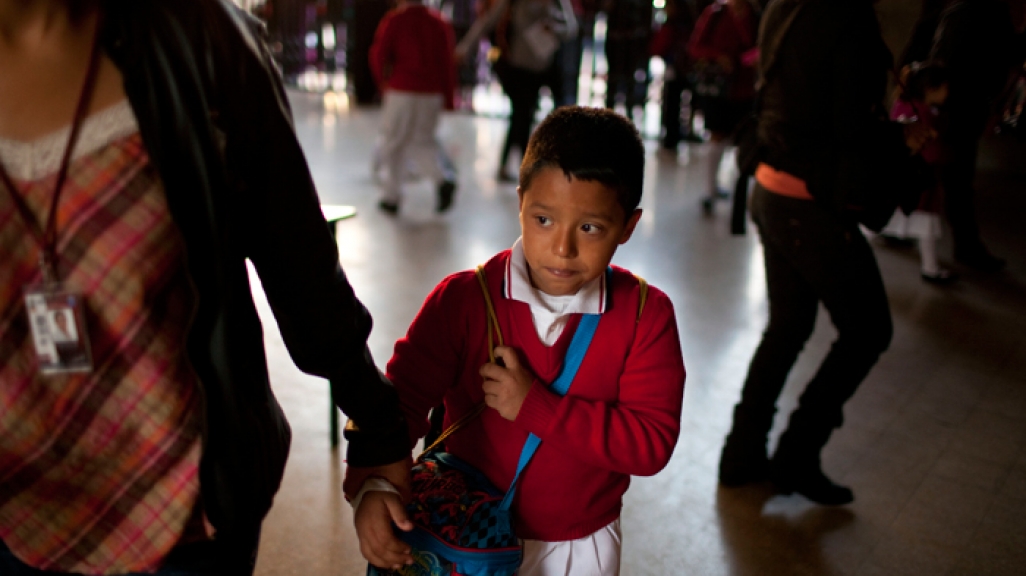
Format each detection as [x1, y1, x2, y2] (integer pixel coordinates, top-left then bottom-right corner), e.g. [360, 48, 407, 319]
[618, 209, 643, 245]
[517, 187, 525, 210]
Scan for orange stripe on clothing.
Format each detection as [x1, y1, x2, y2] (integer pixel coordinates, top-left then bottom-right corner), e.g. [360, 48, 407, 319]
[755, 163, 814, 200]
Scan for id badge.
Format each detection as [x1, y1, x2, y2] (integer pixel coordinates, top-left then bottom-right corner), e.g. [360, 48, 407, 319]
[23, 284, 93, 375]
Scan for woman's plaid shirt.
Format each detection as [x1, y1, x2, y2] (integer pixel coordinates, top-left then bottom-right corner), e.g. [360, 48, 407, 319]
[0, 102, 204, 574]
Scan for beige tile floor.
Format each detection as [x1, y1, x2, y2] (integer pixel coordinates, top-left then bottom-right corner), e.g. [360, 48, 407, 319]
[250, 90, 1026, 576]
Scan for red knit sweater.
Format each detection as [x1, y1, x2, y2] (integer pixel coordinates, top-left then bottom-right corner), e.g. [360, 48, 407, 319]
[387, 251, 686, 541]
[369, 4, 456, 109]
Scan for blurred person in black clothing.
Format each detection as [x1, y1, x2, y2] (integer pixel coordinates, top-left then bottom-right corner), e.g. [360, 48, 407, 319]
[717, 0, 934, 507]
[651, 0, 701, 149]
[603, 0, 654, 119]
[929, 0, 1026, 272]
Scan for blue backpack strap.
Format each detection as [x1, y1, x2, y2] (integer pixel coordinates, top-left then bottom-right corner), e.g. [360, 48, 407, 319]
[498, 312, 601, 513]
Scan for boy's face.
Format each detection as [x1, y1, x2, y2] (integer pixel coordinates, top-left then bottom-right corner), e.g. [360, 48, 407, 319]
[518, 167, 641, 296]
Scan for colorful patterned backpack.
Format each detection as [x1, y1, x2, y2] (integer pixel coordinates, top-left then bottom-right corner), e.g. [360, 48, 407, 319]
[367, 445, 522, 576]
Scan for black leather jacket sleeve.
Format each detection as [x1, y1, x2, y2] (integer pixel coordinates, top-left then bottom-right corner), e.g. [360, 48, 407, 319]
[213, 7, 411, 466]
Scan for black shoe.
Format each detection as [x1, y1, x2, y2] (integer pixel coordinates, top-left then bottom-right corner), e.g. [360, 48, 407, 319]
[437, 180, 456, 212]
[701, 197, 714, 216]
[955, 248, 1006, 272]
[921, 269, 958, 285]
[718, 443, 769, 487]
[879, 233, 916, 249]
[378, 200, 399, 215]
[771, 465, 854, 506]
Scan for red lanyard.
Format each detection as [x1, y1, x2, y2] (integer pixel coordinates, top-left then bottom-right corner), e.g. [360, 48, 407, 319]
[0, 24, 103, 284]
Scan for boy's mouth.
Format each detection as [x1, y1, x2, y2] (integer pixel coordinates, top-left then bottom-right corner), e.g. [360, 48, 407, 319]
[544, 267, 577, 278]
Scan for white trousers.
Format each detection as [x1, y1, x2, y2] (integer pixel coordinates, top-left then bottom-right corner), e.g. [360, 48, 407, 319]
[376, 91, 453, 203]
[518, 518, 622, 576]
[882, 210, 944, 274]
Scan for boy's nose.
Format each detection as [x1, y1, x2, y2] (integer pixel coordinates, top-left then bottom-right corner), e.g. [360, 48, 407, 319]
[554, 228, 577, 258]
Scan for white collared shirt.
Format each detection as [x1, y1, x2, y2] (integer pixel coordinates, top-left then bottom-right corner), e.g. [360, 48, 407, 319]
[506, 238, 607, 347]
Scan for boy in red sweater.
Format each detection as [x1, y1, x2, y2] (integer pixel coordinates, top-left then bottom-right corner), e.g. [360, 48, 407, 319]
[353, 106, 686, 575]
[369, 0, 458, 215]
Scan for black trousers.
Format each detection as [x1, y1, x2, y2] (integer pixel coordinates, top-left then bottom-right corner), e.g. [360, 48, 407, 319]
[604, 36, 650, 116]
[495, 60, 549, 172]
[940, 124, 986, 255]
[732, 185, 893, 461]
[660, 72, 692, 147]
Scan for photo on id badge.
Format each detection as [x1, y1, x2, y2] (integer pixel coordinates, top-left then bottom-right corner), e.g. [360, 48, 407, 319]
[24, 289, 92, 375]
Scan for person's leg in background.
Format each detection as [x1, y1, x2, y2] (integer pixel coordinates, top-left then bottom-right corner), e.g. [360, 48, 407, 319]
[702, 99, 748, 214]
[497, 63, 543, 181]
[605, 37, 627, 113]
[558, 30, 586, 107]
[406, 93, 457, 212]
[700, 133, 728, 214]
[941, 133, 1006, 271]
[682, 78, 703, 143]
[544, 46, 568, 109]
[767, 198, 893, 506]
[660, 72, 685, 150]
[623, 36, 650, 120]
[917, 212, 955, 282]
[730, 170, 751, 235]
[719, 185, 820, 488]
[376, 91, 416, 214]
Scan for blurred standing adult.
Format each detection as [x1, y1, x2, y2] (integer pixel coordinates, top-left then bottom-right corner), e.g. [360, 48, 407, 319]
[603, 0, 654, 119]
[687, 0, 758, 214]
[929, 0, 1026, 271]
[369, 0, 459, 215]
[717, 0, 934, 506]
[456, 0, 579, 181]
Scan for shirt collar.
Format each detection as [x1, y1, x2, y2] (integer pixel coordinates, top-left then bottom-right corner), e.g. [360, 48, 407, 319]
[505, 237, 607, 314]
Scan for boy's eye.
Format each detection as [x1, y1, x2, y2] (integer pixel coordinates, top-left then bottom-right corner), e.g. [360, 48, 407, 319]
[536, 216, 551, 226]
[581, 223, 602, 234]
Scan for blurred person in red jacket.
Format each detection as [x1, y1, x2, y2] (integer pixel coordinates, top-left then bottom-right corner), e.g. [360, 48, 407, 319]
[370, 0, 459, 215]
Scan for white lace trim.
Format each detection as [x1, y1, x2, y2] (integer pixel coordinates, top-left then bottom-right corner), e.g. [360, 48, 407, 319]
[0, 100, 139, 182]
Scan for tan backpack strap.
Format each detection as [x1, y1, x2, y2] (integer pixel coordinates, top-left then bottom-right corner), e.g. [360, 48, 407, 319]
[423, 266, 501, 454]
[476, 265, 504, 358]
[635, 275, 648, 323]
[423, 403, 486, 454]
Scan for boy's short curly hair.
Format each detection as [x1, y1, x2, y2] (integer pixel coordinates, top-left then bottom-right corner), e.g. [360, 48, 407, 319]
[520, 106, 645, 217]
